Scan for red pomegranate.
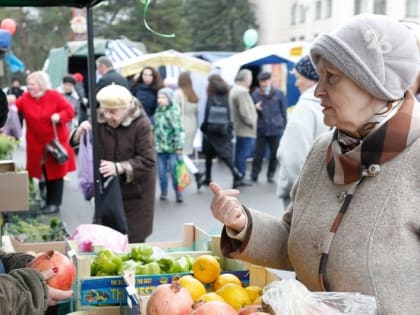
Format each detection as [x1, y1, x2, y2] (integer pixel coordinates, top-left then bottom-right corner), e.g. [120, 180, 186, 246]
[30, 250, 76, 290]
[191, 301, 237, 315]
[146, 281, 193, 315]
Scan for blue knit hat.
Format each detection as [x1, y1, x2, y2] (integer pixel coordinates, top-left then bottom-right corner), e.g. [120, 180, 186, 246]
[294, 55, 319, 82]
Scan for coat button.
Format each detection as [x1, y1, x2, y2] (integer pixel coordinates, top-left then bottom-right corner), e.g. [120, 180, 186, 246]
[336, 191, 347, 203]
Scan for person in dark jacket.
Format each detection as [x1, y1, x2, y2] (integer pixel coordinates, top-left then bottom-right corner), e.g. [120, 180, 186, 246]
[95, 56, 129, 94]
[6, 77, 25, 126]
[73, 84, 157, 243]
[130, 66, 164, 123]
[250, 71, 288, 183]
[200, 74, 244, 189]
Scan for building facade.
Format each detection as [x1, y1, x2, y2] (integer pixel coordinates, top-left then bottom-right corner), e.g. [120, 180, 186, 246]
[253, 0, 420, 44]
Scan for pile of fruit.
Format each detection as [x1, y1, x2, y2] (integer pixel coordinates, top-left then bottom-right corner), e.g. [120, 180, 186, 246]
[90, 244, 195, 276]
[147, 254, 270, 315]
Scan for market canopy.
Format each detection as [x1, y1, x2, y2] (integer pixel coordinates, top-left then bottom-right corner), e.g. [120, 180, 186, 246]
[117, 49, 213, 77]
[0, 0, 103, 7]
[213, 41, 310, 106]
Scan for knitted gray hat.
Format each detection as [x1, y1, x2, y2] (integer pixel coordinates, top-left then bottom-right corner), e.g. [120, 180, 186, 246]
[158, 87, 174, 103]
[310, 14, 420, 101]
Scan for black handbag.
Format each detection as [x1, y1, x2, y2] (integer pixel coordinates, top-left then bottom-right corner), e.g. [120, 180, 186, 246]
[95, 175, 128, 235]
[46, 121, 69, 164]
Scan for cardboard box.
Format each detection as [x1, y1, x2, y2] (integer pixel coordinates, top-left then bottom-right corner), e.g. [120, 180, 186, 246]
[2, 234, 67, 254]
[71, 225, 281, 314]
[0, 160, 29, 211]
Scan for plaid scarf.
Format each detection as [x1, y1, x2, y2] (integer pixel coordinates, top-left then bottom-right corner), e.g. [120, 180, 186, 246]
[318, 92, 420, 291]
[326, 93, 420, 184]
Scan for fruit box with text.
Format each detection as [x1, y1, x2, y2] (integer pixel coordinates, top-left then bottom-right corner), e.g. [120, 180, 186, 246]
[69, 224, 279, 311]
[67, 224, 216, 307]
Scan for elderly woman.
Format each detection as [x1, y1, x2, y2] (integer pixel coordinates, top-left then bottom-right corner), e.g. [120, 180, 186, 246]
[209, 14, 420, 315]
[16, 71, 76, 214]
[73, 84, 156, 243]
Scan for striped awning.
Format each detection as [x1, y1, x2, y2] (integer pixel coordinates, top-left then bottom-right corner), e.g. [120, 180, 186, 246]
[105, 39, 143, 68]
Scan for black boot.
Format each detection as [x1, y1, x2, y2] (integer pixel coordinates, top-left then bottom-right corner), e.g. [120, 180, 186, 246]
[42, 204, 60, 215]
[232, 167, 252, 189]
[194, 172, 204, 190]
[203, 158, 212, 185]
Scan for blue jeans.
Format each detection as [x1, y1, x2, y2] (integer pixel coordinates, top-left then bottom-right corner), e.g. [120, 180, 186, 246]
[157, 153, 180, 197]
[234, 137, 255, 177]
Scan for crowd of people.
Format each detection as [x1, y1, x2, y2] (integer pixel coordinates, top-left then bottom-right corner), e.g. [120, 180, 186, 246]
[1, 13, 419, 315]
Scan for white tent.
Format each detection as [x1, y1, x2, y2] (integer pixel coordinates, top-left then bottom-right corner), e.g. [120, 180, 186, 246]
[213, 41, 310, 85]
[213, 41, 310, 106]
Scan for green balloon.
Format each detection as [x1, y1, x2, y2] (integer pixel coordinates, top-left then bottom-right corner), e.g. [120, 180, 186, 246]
[243, 29, 258, 48]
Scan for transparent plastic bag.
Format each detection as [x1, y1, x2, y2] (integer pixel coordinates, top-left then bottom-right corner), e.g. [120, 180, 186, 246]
[262, 279, 377, 315]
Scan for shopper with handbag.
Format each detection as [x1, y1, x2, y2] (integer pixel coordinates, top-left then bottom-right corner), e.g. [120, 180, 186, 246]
[16, 71, 76, 215]
[73, 84, 156, 243]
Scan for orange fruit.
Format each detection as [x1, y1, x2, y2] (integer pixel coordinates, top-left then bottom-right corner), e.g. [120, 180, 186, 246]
[198, 292, 226, 303]
[192, 255, 221, 284]
[213, 273, 242, 291]
[177, 275, 206, 301]
[216, 283, 251, 311]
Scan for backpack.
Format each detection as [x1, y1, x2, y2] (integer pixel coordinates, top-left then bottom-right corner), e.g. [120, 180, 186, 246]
[202, 96, 230, 136]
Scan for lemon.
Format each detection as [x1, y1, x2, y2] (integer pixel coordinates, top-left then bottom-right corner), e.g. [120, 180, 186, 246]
[252, 296, 263, 305]
[216, 283, 251, 311]
[192, 255, 221, 284]
[245, 285, 263, 302]
[213, 273, 242, 291]
[198, 292, 226, 303]
[177, 275, 206, 301]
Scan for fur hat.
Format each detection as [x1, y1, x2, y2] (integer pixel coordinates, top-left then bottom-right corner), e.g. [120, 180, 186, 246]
[294, 55, 319, 82]
[96, 84, 133, 109]
[158, 88, 174, 103]
[310, 14, 420, 101]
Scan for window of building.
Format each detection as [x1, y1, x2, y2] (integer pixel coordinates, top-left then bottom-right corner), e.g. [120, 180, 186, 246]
[406, 0, 419, 17]
[324, 0, 332, 18]
[373, 0, 387, 14]
[315, 0, 322, 20]
[299, 35, 305, 40]
[290, 36, 297, 42]
[299, 4, 306, 23]
[354, 0, 368, 14]
[291, 3, 297, 25]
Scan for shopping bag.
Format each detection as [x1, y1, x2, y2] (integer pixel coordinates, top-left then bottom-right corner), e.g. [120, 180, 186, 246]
[175, 158, 191, 192]
[95, 175, 128, 235]
[77, 130, 94, 200]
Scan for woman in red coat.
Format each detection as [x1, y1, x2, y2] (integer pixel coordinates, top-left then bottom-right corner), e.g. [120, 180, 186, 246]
[16, 71, 76, 214]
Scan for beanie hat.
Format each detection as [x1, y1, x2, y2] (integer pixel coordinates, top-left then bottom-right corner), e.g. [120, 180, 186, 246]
[73, 72, 84, 83]
[62, 75, 76, 85]
[310, 14, 420, 101]
[257, 71, 271, 81]
[294, 55, 319, 82]
[158, 88, 174, 103]
[96, 84, 133, 109]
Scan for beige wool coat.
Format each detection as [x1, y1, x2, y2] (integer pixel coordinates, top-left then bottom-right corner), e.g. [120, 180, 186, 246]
[229, 84, 257, 138]
[222, 132, 420, 315]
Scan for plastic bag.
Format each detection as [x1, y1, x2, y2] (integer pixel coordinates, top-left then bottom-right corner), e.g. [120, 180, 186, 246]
[77, 130, 94, 200]
[70, 224, 128, 253]
[262, 279, 377, 315]
[175, 157, 191, 192]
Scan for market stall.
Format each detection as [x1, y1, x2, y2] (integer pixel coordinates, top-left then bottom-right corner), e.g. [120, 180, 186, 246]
[213, 41, 310, 106]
